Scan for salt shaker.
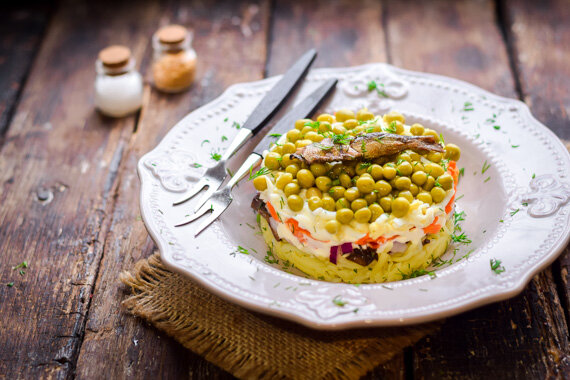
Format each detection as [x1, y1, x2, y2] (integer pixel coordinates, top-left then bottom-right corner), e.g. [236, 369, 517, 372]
[151, 25, 197, 93]
[94, 45, 143, 117]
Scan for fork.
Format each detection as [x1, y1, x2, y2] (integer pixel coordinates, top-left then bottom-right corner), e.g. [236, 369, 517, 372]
[172, 49, 317, 210]
[175, 78, 338, 236]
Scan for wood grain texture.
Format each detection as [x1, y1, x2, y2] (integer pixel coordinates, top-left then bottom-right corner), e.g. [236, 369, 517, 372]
[267, 0, 387, 75]
[502, 0, 570, 139]
[0, 3, 52, 137]
[385, 0, 516, 98]
[0, 0, 158, 377]
[74, 0, 269, 378]
[384, 0, 570, 378]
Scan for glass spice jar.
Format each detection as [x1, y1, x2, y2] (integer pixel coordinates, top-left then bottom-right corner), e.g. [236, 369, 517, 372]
[94, 45, 143, 117]
[151, 24, 197, 93]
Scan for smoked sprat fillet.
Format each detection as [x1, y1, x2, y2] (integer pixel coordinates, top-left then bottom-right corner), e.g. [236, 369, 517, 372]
[292, 132, 444, 164]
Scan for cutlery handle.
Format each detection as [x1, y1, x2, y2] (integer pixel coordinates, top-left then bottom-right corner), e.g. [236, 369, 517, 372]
[242, 49, 317, 136]
[221, 128, 253, 161]
[228, 153, 263, 189]
[252, 78, 337, 157]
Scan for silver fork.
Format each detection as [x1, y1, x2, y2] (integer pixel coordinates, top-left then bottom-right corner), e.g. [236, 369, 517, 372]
[174, 78, 338, 236]
[172, 49, 317, 210]
[175, 154, 261, 236]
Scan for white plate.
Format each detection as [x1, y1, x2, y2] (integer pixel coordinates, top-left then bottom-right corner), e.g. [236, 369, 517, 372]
[138, 64, 570, 329]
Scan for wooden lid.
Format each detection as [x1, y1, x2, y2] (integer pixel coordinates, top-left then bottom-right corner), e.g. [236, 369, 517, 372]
[98, 45, 131, 68]
[156, 25, 188, 44]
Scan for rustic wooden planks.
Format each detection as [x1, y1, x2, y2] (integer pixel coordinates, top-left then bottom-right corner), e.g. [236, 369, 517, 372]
[0, 3, 52, 137]
[74, 1, 270, 378]
[0, 0, 159, 377]
[384, 0, 570, 377]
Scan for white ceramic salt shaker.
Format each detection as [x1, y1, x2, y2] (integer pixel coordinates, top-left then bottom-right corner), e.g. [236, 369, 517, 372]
[94, 45, 143, 117]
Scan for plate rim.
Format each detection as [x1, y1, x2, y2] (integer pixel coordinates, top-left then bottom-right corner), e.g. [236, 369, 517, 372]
[137, 62, 570, 329]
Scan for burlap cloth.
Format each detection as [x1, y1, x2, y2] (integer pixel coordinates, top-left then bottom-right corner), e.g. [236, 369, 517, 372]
[120, 253, 441, 379]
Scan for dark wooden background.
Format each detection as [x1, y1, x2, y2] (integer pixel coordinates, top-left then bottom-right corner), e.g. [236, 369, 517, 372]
[1, 0, 569, 378]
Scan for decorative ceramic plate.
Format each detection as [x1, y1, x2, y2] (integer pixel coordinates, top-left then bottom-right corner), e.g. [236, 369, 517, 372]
[138, 64, 570, 329]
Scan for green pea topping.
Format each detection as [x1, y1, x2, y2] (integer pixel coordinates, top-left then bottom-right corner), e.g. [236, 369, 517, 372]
[264, 152, 281, 170]
[411, 171, 428, 186]
[394, 176, 412, 190]
[431, 187, 447, 203]
[287, 194, 304, 211]
[321, 195, 336, 211]
[374, 180, 392, 196]
[380, 196, 393, 212]
[253, 176, 267, 191]
[335, 197, 350, 210]
[329, 185, 346, 200]
[315, 176, 332, 192]
[305, 187, 322, 199]
[392, 197, 410, 218]
[356, 176, 375, 193]
[382, 165, 397, 180]
[284, 182, 300, 197]
[336, 208, 354, 224]
[397, 161, 413, 176]
[344, 187, 361, 202]
[325, 219, 341, 234]
[354, 207, 372, 223]
[369, 203, 384, 222]
[275, 172, 293, 190]
[308, 196, 323, 211]
[351, 198, 368, 211]
[444, 143, 461, 161]
[297, 169, 315, 188]
[339, 173, 352, 188]
[416, 192, 432, 204]
[437, 173, 454, 190]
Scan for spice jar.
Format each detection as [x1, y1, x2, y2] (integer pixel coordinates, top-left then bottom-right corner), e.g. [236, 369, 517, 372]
[151, 25, 197, 93]
[94, 45, 143, 117]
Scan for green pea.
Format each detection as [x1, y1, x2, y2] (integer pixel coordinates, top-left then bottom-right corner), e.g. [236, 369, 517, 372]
[321, 195, 336, 211]
[343, 119, 358, 129]
[342, 164, 356, 177]
[270, 144, 283, 154]
[398, 190, 414, 203]
[317, 121, 332, 133]
[325, 219, 341, 234]
[416, 192, 432, 204]
[397, 161, 413, 176]
[431, 187, 447, 203]
[409, 184, 419, 196]
[374, 180, 392, 196]
[380, 196, 393, 212]
[315, 176, 332, 192]
[317, 113, 334, 123]
[355, 163, 369, 176]
[287, 195, 304, 211]
[356, 108, 374, 121]
[423, 128, 440, 141]
[332, 124, 347, 135]
[356, 176, 375, 193]
[336, 208, 354, 224]
[294, 119, 312, 130]
[437, 173, 454, 190]
[354, 207, 372, 223]
[300, 126, 314, 136]
[412, 161, 425, 173]
[410, 123, 425, 136]
[335, 197, 350, 210]
[392, 197, 410, 218]
[285, 163, 299, 177]
[394, 176, 412, 190]
[368, 164, 383, 180]
[329, 163, 344, 178]
[308, 196, 323, 211]
[411, 171, 427, 186]
[398, 153, 412, 162]
[392, 121, 405, 134]
[305, 131, 324, 142]
[329, 186, 345, 200]
[382, 165, 397, 180]
[424, 163, 445, 178]
[297, 169, 315, 188]
[275, 172, 293, 190]
[335, 108, 355, 122]
[383, 111, 405, 124]
[339, 173, 352, 188]
[253, 176, 267, 191]
[284, 182, 300, 197]
[369, 203, 384, 222]
[364, 192, 377, 204]
[409, 151, 421, 161]
[423, 176, 436, 191]
[281, 154, 293, 167]
[351, 198, 368, 211]
[281, 142, 296, 154]
[427, 151, 443, 163]
[287, 128, 301, 141]
[444, 143, 461, 161]
[344, 187, 361, 202]
[306, 187, 322, 199]
[264, 152, 281, 170]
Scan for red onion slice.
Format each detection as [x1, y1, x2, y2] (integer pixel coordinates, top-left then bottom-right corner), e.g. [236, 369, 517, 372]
[329, 246, 339, 264]
[341, 242, 353, 254]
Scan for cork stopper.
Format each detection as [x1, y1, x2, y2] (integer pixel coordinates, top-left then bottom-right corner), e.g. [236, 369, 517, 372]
[156, 25, 188, 44]
[99, 45, 131, 68]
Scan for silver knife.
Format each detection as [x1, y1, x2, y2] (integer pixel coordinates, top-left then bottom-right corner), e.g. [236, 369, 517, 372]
[173, 49, 317, 209]
[175, 78, 338, 235]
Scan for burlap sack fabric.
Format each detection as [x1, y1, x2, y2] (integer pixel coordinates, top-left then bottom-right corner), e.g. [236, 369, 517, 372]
[120, 253, 441, 379]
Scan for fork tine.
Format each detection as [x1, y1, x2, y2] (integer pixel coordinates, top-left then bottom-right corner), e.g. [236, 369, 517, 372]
[194, 203, 227, 237]
[192, 185, 217, 213]
[172, 178, 209, 206]
[174, 202, 213, 227]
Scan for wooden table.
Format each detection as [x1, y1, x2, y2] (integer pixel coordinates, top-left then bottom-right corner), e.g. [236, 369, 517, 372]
[1, 0, 569, 378]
